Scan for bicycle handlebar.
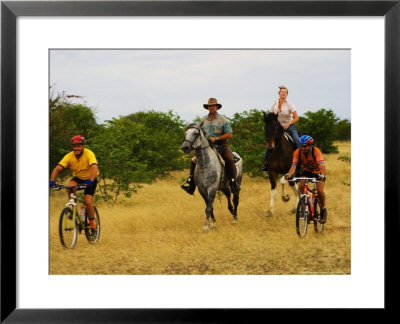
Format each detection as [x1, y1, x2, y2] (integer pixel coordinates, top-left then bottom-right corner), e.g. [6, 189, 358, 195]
[52, 184, 87, 190]
[289, 177, 320, 183]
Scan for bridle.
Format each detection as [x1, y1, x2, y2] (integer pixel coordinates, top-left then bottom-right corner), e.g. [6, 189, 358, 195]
[183, 124, 210, 150]
[265, 122, 283, 160]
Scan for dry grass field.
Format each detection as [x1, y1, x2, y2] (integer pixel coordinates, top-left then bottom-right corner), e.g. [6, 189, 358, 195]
[49, 141, 351, 275]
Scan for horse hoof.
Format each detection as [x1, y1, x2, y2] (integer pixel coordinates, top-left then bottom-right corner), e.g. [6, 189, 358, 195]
[210, 222, 217, 229]
[266, 211, 273, 217]
[282, 195, 290, 202]
[231, 219, 237, 224]
[203, 225, 210, 231]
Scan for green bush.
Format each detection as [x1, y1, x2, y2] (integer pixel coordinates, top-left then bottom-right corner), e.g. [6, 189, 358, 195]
[89, 111, 187, 202]
[230, 109, 266, 177]
[334, 119, 351, 140]
[296, 109, 339, 153]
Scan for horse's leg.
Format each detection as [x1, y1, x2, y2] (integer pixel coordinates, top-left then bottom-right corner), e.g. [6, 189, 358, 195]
[266, 171, 277, 217]
[232, 190, 239, 223]
[290, 182, 299, 213]
[221, 187, 237, 224]
[210, 210, 217, 229]
[280, 175, 290, 202]
[221, 188, 234, 214]
[203, 189, 217, 231]
[198, 190, 211, 231]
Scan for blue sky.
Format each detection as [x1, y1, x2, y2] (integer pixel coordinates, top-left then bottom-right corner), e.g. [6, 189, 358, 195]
[50, 49, 350, 124]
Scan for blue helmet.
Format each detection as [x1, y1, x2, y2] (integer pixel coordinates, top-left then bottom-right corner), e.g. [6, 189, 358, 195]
[299, 135, 314, 145]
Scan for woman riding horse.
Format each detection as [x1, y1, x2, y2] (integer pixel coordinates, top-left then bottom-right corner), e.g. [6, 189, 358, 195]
[263, 112, 298, 217]
[261, 85, 300, 171]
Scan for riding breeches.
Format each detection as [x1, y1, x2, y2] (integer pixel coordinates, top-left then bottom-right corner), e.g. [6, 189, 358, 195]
[218, 141, 237, 180]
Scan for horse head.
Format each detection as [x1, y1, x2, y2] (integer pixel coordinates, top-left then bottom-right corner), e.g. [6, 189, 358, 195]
[181, 123, 205, 154]
[263, 112, 282, 150]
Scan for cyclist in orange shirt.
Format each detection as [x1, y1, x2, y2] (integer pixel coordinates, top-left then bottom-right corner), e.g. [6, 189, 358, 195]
[50, 135, 99, 232]
[285, 135, 328, 224]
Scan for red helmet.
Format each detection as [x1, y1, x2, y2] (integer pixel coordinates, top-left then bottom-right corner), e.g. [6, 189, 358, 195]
[71, 135, 86, 145]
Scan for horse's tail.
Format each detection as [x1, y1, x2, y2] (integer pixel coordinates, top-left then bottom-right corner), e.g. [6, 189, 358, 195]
[233, 152, 243, 185]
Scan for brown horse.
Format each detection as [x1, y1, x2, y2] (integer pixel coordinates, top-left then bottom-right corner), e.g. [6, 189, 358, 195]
[263, 112, 298, 216]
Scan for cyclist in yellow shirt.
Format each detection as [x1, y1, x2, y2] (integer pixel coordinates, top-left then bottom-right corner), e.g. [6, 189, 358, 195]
[50, 135, 99, 231]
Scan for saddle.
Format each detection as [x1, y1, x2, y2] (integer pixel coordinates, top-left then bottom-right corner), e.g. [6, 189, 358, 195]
[283, 132, 294, 143]
[212, 146, 226, 167]
[283, 132, 298, 150]
[213, 145, 241, 166]
[191, 146, 241, 167]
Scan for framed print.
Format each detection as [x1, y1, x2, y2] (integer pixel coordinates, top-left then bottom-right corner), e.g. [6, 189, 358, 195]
[1, 0, 399, 322]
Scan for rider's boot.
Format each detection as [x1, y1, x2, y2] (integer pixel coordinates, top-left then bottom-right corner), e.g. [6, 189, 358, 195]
[226, 160, 240, 194]
[320, 207, 328, 224]
[181, 161, 196, 195]
[181, 175, 196, 195]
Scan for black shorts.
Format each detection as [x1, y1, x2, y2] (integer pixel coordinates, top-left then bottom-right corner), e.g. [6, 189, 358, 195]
[71, 177, 98, 196]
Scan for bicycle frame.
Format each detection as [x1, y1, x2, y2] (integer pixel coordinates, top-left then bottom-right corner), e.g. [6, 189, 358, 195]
[291, 177, 319, 220]
[64, 193, 85, 230]
[54, 184, 87, 230]
[300, 180, 318, 221]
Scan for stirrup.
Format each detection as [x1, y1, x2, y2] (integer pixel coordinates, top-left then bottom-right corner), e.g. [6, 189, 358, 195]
[181, 176, 196, 195]
[260, 161, 268, 171]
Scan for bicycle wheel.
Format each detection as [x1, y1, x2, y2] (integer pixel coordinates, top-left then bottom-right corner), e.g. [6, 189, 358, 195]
[59, 207, 78, 249]
[296, 196, 309, 238]
[85, 206, 100, 243]
[313, 198, 324, 233]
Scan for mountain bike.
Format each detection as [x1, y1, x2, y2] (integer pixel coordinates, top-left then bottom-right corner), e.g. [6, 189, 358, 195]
[289, 177, 324, 238]
[52, 184, 100, 248]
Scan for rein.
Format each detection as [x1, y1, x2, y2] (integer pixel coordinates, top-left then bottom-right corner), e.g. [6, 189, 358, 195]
[265, 127, 284, 163]
[184, 126, 210, 150]
[185, 124, 224, 191]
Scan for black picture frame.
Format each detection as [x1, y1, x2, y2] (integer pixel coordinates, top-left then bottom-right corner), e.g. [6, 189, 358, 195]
[1, 0, 399, 322]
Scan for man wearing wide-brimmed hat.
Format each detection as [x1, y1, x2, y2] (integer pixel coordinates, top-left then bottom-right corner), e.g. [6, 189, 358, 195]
[181, 98, 240, 195]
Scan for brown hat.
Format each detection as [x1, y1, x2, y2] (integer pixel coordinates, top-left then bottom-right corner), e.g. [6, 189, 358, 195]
[203, 98, 222, 109]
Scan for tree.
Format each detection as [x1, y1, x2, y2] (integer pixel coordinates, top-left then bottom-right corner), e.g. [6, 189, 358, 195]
[49, 91, 98, 178]
[334, 119, 351, 140]
[89, 111, 187, 203]
[125, 110, 188, 172]
[296, 109, 339, 153]
[230, 109, 266, 177]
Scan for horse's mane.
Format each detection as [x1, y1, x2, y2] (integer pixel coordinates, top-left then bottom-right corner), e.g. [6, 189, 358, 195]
[263, 112, 279, 125]
[263, 112, 282, 140]
[185, 122, 198, 130]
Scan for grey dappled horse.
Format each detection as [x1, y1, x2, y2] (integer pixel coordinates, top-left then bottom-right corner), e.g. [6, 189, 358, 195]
[263, 112, 298, 217]
[181, 123, 243, 231]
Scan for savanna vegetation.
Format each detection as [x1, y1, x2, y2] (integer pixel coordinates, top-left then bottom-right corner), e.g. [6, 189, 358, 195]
[49, 91, 351, 275]
[49, 141, 351, 275]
